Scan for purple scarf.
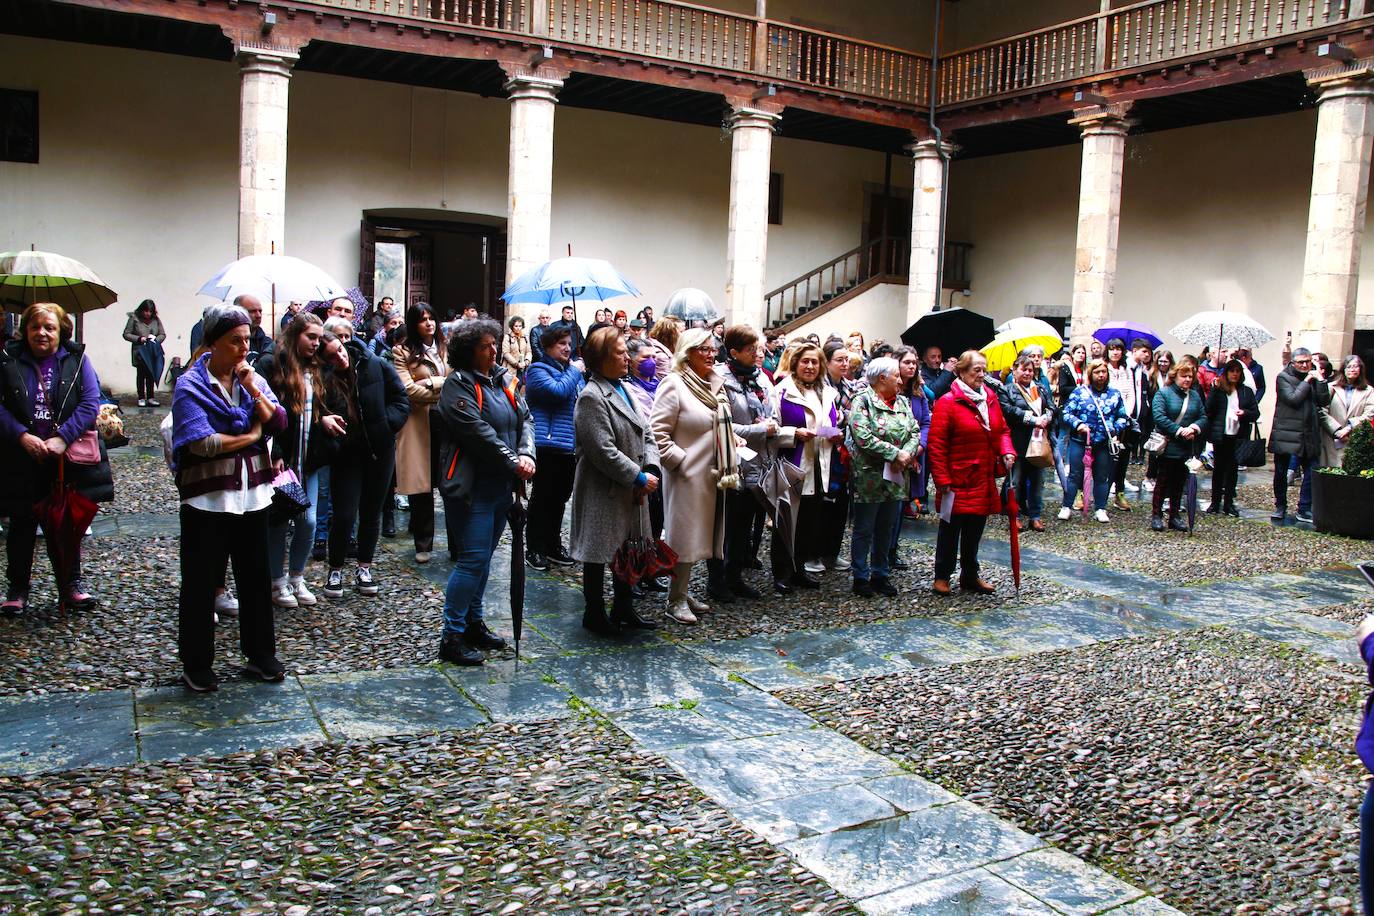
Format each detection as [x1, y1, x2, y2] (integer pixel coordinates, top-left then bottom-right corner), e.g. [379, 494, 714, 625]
[171, 354, 278, 462]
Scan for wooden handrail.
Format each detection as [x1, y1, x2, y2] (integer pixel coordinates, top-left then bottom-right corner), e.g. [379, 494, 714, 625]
[764, 236, 908, 328]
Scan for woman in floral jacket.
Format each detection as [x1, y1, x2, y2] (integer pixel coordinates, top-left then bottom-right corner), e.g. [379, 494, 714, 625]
[846, 357, 919, 598]
[1058, 358, 1132, 523]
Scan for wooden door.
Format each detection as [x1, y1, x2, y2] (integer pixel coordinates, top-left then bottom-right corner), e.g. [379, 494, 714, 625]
[488, 231, 507, 319]
[407, 236, 432, 308]
[358, 219, 376, 304]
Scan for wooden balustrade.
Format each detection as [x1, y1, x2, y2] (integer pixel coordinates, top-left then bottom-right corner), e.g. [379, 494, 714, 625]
[1105, 0, 1355, 69]
[762, 24, 930, 105]
[546, 0, 755, 71]
[310, 0, 528, 31]
[940, 16, 1101, 105]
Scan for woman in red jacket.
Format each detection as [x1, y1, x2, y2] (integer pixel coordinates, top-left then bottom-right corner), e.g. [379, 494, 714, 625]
[927, 350, 1016, 595]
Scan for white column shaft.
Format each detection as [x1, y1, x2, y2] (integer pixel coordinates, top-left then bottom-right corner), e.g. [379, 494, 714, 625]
[238, 49, 297, 258]
[505, 75, 564, 321]
[906, 140, 952, 325]
[1069, 108, 1130, 339]
[724, 107, 779, 328]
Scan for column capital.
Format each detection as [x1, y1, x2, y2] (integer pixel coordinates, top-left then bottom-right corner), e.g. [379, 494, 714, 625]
[503, 71, 566, 104]
[1068, 102, 1134, 138]
[726, 105, 782, 132]
[1306, 63, 1374, 102]
[235, 44, 299, 78]
[906, 138, 957, 161]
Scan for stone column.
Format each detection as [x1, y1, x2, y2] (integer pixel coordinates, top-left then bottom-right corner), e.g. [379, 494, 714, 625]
[1068, 104, 1132, 339]
[1298, 65, 1374, 357]
[504, 71, 565, 318]
[237, 47, 298, 258]
[906, 138, 955, 325]
[724, 104, 780, 328]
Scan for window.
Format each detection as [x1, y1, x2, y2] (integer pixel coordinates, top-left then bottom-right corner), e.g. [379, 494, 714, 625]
[768, 172, 783, 225]
[1, 90, 38, 164]
[374, 241, 407, 308]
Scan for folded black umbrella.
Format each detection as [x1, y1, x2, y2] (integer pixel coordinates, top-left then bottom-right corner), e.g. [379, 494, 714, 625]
[900, 307, 996, 358]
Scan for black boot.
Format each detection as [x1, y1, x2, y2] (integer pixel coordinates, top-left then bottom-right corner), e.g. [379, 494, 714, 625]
[728, 577, 762, 600]
[581, 591, 618, 636]
[706, 560, 736, 604]
[382, 507, 397, 538]
[1150, 514, 1164, 532]
[1223, 501, 1240, 517]
[1168, 515, 1189, 532]
[610, 589, 659, 630]
[439, 633, 484, 666]
[463, 620, 508, 650]
[789, 571, 821, 590]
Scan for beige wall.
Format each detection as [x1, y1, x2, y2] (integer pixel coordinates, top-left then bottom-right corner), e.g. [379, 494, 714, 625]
[1, 34, 895, 391]
[705, 0, 935, 51]
[946, 109, 1374, 392]
[785, 281, 909, 346]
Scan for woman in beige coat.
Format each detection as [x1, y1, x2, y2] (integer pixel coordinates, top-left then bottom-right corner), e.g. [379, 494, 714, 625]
[650, 327, 741, 625]
[393, 304, 448, 562]
[502, 315, 533, 381]
[1320, 354, 1374, 468]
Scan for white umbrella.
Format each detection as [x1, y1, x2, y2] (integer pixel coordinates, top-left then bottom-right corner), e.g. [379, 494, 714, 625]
[0, 250, 118, 314]
[665, 287, 720, 324]
[1170, 309, 1275, 351]
[198, 254, 347, 306]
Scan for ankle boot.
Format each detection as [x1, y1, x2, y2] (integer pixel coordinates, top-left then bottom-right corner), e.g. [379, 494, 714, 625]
[610, 590, 659, 629]
[581, 593, 617, 635]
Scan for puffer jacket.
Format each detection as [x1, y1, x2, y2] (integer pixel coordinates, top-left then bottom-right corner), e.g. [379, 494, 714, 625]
[1150, 383, 1208, 460]
[524, 354, 584, 453]
[997, 375, 1058, 456]
[436, 365, 536, 504]
[1270, 363, 1330, 459]
[717, 362, 777, 490]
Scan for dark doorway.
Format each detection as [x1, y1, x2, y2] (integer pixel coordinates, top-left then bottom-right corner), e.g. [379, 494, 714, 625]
[1355, 329, 1374, 377]
[358, 212, 506, 322]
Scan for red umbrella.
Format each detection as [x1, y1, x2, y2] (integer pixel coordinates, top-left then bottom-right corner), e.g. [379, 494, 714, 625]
[33, 461, 99, 609]
[1080, 435, 1094, 519]
[1002, 477, 1022, 591]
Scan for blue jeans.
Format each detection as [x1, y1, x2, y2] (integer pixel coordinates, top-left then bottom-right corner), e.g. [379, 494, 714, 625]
[314, 466, 331, 543]
[1363, 781, 1374, 914]
[1274, 452, 1316, 516]
[268, 471, 318, 578]
[442, 481, 513, 637]
[852, 500, 900, 582]
[1012, 458, 1045, 522]
[1063, 439, 1115, 511]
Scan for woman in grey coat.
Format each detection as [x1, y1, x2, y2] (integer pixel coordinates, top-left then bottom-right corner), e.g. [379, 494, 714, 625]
[570, 327, 661, 635]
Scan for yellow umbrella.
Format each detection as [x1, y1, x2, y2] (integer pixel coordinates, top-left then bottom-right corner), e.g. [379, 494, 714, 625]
[980, 317, 1063, 373]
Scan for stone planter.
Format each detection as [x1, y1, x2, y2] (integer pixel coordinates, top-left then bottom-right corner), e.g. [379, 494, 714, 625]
[1313, 471, 1374, 540]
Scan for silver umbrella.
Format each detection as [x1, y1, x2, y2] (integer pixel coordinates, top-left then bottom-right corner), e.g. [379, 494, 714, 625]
[664, 288, 720, 325]
[1171, 309, 1275, 351]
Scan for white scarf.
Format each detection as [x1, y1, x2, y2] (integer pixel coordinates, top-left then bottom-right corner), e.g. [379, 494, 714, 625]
[955, 378, 990, 429]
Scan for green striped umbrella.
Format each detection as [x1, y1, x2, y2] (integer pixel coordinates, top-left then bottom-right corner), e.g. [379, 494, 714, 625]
[0, 250, 118, 314]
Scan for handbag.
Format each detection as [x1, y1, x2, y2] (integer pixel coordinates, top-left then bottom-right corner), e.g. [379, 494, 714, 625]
[1089, 394, 1124, 457]
[65, 429, 102, 465]
[268, 468, 311, 525]
[1234, 425, 1268, 468]
[1025, 427, 1054, 469]
[1146, 392, 1197, 455]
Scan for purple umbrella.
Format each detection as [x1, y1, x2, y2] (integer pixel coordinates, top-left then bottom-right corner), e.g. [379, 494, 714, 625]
[1093, 322, 1162, 350]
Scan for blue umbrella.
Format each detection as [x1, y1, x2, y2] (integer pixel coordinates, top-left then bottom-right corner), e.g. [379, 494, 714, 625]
[1093, 321, 1162, 349]
[501, 257, 641, 307]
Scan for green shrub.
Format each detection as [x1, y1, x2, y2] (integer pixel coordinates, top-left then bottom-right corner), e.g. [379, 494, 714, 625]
[1342, 418, 1374, 475]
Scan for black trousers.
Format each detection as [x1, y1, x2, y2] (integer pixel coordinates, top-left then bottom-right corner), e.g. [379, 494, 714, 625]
[179, 505, 275, 674]
[409, 492, 435, 552]
[329, 447, 396, 567]
[934, 513, 987, 582]
[5, 508, 83, 598]
[528, 448, 575, 554]
[771, 493, 824, 579]
[818, 491, 850, 563]
[1211, 436, 1239, 509]
[1112, 429, 1135, 490]
[720, 488, 762, 581]
[135, 364, 156, 401]
[1152, 455, 1187, 518]
[583, 562, 632, 613]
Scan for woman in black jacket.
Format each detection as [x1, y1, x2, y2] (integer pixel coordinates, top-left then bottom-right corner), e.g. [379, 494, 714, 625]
[319, 320, 410, 600]
[1204, 358, 1260, 517]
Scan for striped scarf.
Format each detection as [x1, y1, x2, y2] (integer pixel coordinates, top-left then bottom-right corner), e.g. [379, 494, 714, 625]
[678, 367, 740, 490]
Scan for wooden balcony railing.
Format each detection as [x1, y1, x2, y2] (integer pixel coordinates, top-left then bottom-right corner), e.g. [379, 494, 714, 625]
[941, 0, 1361, 105]
[547, 0, 755, 72]
[311, 0, 529, 32]
[762, 23, 930, 106]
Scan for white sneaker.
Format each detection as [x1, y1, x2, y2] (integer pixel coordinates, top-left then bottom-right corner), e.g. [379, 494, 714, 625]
[1057, 507, 1072, 521]
[1094, 509, 1110, 523]
[137, 399, 147, 408]
[214, 591, 239, 618]
[685, 595, 710, 615]
[803, 560, 826, 575]
[290, 576, 317, 606]
[830, 556, 852, 571]
[271, 580, 298, 609]
[1123, 480, 1140, 493]
[415, 551, 431, 564]
[667, 600, 698, 625]
[1142, 479, 1155, 492]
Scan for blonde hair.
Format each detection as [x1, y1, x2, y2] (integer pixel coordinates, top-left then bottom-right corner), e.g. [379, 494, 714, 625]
[1085, 357, 1111, 388]
[20, 301, 73, 343]
[954, 349, 986, 375]
[649, 317, 683, 353]
[788, 343, 826, 390]
[671, 327, 714, 373]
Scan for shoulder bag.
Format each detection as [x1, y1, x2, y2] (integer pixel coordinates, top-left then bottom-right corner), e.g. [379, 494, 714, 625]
[1089, 393, 1124, 457]
[1144, 393, 1191, 456]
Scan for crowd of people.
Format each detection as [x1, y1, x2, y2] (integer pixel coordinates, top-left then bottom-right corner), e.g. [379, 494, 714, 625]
[1, 293, 1370, 691]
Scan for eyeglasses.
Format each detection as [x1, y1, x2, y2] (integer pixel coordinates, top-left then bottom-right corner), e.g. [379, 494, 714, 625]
[693, 344, 717, 354]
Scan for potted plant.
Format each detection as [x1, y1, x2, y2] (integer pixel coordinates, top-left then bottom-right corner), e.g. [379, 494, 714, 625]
[1313, 418, 1374, 539]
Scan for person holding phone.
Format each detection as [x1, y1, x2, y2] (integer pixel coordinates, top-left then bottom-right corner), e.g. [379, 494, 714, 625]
[170, 304, 288, 692]
[1270, 347, 1331, 524]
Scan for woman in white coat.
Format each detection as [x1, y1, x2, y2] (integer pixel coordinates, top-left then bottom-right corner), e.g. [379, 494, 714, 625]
[650, 327, 740, 625]
[1320, 354, 1374, 468]
[769, 341, 841, 593]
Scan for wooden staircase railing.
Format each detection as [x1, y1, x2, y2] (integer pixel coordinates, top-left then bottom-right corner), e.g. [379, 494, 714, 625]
[764, 236, 908, 330]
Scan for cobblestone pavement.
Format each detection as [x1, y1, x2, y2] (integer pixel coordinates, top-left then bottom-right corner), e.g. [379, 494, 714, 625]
[0, 415, 1367, 913]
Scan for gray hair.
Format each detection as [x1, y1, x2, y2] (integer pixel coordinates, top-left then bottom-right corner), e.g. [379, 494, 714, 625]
[322, 316, 354, 338]
[625, 336, 649, 359]
[201, 304, 251, 346]
[1020, 344, 1045, 358]
[865, 356, 900, 388]
[447, 317, 504, 370]
[1292, 347, 1312, 359]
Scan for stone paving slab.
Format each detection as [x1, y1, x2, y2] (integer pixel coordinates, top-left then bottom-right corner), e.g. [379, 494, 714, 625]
[442, 660, 576, 723]
[857, 867, 1059, 915]
[784, 799, 1045, 900]
[732, 782, 898, 844]
[988, 847, 1146, 915]
[134, 679, 327, 763]
[0, 690, 136, 775]
[137, 716, 327, 762]
[536, 643, 743, 713]
[300, 667, 486, 740]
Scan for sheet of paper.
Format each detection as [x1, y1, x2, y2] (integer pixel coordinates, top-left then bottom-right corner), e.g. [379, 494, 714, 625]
[736, 446, 757, 462]
[938, 489, 955, 523]
[883, 460, 905, 485]
[816, 425, 842, 440]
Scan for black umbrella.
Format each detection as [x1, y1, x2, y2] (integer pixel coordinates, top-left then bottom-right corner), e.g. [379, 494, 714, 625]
[900, 307, 996, 358]
[508, 481, 528, 664]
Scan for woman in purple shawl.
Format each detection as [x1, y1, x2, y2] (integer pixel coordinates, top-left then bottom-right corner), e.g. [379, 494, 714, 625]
[171, 304, 288, 693]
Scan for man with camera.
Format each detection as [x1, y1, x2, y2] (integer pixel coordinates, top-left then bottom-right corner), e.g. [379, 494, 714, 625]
[1270, 346, 1331, 524]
